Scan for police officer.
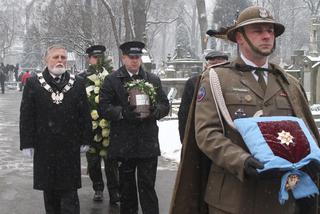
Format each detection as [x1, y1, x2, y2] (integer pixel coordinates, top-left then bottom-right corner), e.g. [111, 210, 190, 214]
[171, 6, 320, 214]
[178, 51, 228, 142]
[99, 41, 170, 214]
[84, 45, 120, 204]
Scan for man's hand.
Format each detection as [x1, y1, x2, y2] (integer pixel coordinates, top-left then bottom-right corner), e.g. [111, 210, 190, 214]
[122, 105, 140, 121]
[22, 148, 34, 158]
[80, 145, 90, 153]
[244, 156, 264, 177]
[149, 105, 161, 120]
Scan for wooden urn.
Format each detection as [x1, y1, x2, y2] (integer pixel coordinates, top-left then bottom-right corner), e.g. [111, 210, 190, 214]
[128, 88, 150, 118]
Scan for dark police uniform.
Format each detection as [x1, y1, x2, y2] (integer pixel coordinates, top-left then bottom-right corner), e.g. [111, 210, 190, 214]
[83, 45, 120, 204]
[99, 41, 170, 214]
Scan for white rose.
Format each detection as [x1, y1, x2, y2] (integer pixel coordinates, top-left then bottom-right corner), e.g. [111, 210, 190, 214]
[101, 128, 110, 137]
[92, 121, 98, 130]
[99, 119, 108, 128]
[94, 87, 100, 94]
[95, 95, 99, 103]
[102, 138, 109, 147]
[94, 80, 101, 87]
[94, 134, 102, 142]
[91, 110, 99, 120]
[99, 149, 107, 157]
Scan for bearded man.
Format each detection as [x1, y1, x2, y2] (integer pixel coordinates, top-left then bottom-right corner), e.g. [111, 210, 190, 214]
[20, 45, 92, 214]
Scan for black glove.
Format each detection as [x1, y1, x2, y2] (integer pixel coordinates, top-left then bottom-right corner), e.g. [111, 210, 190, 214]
[149, 105, 161, 120]
[306, 160, 320, 176]
[244, 156, 264, 177]
[122, 105, 140, 121]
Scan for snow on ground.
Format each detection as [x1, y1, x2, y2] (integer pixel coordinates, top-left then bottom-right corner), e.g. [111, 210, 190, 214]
[158, 120, 181, 163]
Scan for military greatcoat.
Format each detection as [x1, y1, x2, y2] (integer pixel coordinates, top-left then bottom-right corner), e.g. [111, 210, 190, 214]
[170, 58, 320, 214]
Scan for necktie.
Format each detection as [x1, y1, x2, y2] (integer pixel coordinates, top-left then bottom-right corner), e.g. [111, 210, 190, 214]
[255, 70, 267, 93]
[132, 74, 140, 80]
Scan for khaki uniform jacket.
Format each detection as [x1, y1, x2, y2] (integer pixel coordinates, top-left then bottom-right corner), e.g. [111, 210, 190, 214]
[170, 58, 320, 214]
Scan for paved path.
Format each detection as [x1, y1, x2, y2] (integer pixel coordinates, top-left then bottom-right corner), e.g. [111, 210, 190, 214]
[0, 90, 178, 214]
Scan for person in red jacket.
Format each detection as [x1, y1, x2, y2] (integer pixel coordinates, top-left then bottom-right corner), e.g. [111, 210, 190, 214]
[21, 70, 31, 90]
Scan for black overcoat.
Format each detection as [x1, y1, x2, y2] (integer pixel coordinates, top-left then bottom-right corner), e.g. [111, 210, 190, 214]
[99, 66, 170, 160]
[20, 69, 92, 190]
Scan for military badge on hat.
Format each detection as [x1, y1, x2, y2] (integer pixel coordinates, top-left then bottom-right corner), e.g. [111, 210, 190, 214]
[259, 8, 269, 18]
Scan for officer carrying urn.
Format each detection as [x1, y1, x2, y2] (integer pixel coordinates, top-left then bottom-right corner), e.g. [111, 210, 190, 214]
[83, 45, 120, 205]
[99, 41, 170, 214]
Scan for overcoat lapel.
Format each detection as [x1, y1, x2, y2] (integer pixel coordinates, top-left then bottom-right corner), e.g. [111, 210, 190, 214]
[240, 72, 264, 99]
[264, 72, 281, 102]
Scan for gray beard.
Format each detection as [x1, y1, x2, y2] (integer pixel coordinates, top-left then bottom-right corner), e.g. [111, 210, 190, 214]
[49, 67, 66, 76]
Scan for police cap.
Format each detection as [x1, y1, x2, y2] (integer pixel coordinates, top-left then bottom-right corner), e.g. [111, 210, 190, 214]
[119, 41, 145, 56]
[205, 51, 228, 61]
[86, 45, 106, 57]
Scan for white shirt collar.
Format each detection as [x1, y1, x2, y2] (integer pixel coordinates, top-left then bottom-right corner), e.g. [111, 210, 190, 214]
[240, 52, 269, 69]
[240, 52, 269, 82]
[126, 70, 139, 77]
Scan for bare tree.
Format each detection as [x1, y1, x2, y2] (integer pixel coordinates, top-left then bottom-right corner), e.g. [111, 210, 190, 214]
[196, 0, 207, 51]
[122, 0, 134, 41]
[303, 0, 320, 15]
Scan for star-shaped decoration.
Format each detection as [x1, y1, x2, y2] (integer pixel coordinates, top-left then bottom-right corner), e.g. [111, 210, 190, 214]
[277, 130, 294, 146]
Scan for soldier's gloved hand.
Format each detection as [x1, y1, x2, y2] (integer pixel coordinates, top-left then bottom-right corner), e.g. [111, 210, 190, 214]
[22, 148, 34, 158]
[306, 160, 320, 176]
[149, 105, 161, 120]
[80, 145, 90, 153]
[244, 156, 264, 177]
[122, 105, 140, 121]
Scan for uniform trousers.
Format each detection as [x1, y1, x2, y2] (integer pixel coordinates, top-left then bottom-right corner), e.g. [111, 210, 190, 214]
[119, 157, 159, 214]
[86, 152, 119, 195]
[43, 189, 79, 214]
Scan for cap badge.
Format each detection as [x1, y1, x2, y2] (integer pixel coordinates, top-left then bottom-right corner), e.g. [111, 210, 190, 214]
[130, 47, 141, 51]
[259, 8, 269, 18]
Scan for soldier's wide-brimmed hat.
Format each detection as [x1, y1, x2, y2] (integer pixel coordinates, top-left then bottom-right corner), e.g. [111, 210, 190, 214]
[119, 41, 145, 56]
[227, 6, 285, 42]
[86, 45, 106, 57]
[205, 51, 228, 61]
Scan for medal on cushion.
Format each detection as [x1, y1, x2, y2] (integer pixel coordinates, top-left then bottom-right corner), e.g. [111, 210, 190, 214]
[37, 73, 75, 104]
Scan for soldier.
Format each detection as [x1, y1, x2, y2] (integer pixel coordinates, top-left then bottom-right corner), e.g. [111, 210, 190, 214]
[20, 44, 92, 214]
[178, 50, 228, 142]
[99, 41, 170, 214]
[83, 45, 120, 204]
[170, 6, 320, 214]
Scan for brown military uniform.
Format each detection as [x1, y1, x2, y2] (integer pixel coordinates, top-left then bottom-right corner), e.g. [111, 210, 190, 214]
[170, 58, 320, 214]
